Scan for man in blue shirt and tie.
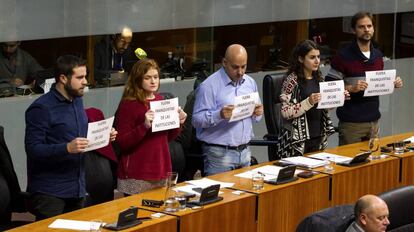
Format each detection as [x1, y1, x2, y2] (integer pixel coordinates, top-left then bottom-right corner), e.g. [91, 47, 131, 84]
[192, 44, 263, 176]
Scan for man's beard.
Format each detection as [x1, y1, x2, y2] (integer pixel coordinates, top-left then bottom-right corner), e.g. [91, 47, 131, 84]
[357, 33, 372, 44]
[64, 81, 83, 98]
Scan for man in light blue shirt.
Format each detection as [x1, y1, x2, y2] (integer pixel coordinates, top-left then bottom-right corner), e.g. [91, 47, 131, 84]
[192, 44, 263, 175]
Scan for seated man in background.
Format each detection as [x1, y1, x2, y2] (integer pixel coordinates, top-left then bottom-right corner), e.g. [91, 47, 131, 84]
[346, 194, 390, 232]
[0, 41, 42, 86]
[94, 27, 135, 83]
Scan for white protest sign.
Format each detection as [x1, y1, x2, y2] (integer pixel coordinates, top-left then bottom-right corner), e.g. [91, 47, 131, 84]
[364, 69, 396, 97]
[150, 97, 179, 132]
[85, 116, 114, 152]
[229, 92, 260, 122]
[317, 80, 345, 109]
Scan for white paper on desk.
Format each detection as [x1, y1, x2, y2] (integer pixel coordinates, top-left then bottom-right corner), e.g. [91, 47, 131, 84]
[175, 185, 202, 196]
[317, 80, 345, 109]
[404, 136, 414, 143]
[85, 116, 114, 152]
[49, 219, 101, 230]
[186, 178, 234, 188]
[150, 97, 179, 132]
[308, 152, 352, 163]
[174, 185, 224, 196]
[229, 92, 259, 122]
[235, 165, 303, 181]
[280, 156, 328, 168]
[364, 69, 396, 97]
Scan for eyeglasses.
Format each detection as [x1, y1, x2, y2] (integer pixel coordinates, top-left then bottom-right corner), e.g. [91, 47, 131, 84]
[141, 199, 164, 208]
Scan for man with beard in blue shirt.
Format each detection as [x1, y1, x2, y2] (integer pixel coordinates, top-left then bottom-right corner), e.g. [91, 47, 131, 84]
[25, 55, 90, 220]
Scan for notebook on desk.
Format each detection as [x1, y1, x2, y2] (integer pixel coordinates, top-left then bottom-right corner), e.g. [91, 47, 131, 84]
[336, 151, 371, 167]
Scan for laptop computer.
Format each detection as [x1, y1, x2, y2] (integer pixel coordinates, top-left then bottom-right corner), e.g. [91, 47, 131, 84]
[336, 151, 371, 167]
[265, 165, 299, 185]
[188, 184, 223, 206]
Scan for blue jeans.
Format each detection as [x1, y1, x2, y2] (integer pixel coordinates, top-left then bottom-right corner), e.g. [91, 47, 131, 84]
[202, 144, 251, 176]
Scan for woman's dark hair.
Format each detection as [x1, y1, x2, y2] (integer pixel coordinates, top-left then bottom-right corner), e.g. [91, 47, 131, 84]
[287, 39, 322, 83]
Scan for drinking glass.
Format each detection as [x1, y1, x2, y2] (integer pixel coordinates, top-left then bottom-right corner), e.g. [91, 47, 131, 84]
[394, 141, 405, 155]
[164, 172, 179, 212]
[252, 172, 265, 190]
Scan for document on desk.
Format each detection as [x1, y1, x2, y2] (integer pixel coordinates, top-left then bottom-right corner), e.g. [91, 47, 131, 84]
[150, 97, 179, 132]
[49, 219, 101, 230]
[85, 116, 114, 152]
[229, 92, 260, 122]
[235, 165, 302, 180]
[280, 156, 328, 168]
[404, 137, 414, 143]
[308, 152, 352, 163]
[186, 178, 234, 188]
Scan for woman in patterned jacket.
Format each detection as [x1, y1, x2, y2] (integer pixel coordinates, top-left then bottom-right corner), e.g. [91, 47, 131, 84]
[280, 40, 348, 156]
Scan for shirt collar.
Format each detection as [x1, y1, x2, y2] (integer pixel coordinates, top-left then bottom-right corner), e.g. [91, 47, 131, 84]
[353, 222, 365, 232]
[219, 67, 245, 86]
[51, 85, 73, 103]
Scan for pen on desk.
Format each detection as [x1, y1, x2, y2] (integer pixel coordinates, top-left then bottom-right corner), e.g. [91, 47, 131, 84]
[258, 171, 265, 176]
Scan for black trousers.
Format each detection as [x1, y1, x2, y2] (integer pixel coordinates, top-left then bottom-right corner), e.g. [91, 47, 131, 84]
[28, 193, 85, 221]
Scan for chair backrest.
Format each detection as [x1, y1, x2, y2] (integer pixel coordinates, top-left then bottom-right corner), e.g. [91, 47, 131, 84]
[296, 204, 354, 232]
[0, 126, 23, 211]
[378, 185, 414, 231]
[263, 73, 285, 136]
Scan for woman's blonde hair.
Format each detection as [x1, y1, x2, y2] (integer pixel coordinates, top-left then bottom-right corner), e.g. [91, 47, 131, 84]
[121, 58, 160, 103]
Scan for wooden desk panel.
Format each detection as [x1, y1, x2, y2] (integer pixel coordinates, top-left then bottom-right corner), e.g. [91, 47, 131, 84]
[208, 163, 330, 232]
[134, 187, 257, 232]
[317, 134, 403, 205]
[382, 132, 414, 186]
[8, 197, 177, 232]
[327, 158, 400, 205]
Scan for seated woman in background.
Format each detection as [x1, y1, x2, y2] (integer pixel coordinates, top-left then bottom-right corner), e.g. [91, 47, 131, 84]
[280, 40, 348, 156]
[115, 58, 186, 195]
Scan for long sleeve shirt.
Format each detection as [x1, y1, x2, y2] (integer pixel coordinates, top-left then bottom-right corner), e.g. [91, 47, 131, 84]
[116, 94, 181, 180]
[25, 86, 88, 198]
[192, 67, 261, 146]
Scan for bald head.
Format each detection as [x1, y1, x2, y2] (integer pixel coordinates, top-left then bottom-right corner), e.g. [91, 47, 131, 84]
[355, 195, 389, 232]
[114, 27, 133, 54]
[223, 44, 248, 82]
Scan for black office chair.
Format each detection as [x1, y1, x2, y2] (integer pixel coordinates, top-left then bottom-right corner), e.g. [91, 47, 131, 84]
[0, 126, 31, 230]
[379, 185, 414, 232]
[159, 92, 187, 182]
[84, 151, 116, 206]
[249, 73, 292, 161]
[296, 204, 354, 232]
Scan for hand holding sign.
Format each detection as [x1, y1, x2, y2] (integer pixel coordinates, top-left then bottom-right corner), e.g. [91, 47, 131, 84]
[221, 105, 234, 119]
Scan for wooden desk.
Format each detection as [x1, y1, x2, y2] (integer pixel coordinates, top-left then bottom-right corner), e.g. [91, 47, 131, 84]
[208, 163, 330, 232]
[380, 132, 414, 186]
[316, 136, 401, 205]
[8, 196, 177, 232]
[133, 187, 257, 232]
